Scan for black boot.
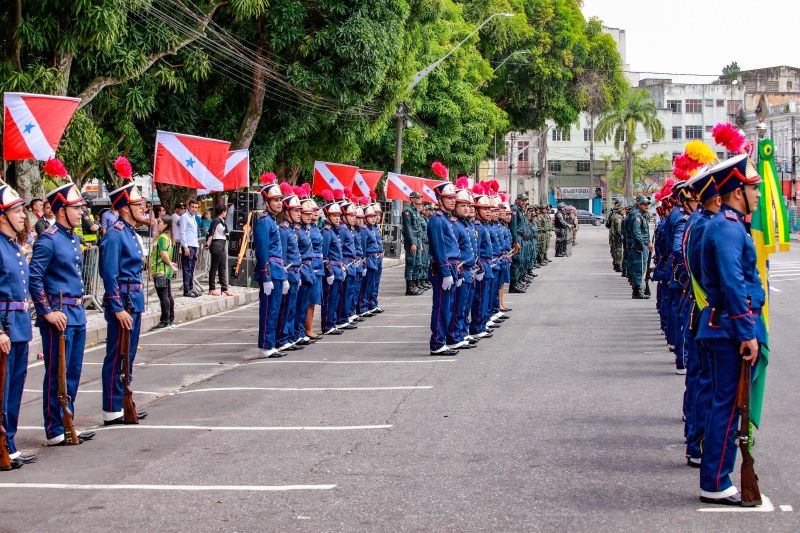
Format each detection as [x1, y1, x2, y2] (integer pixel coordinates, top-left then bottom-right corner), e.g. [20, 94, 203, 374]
[632, 287, 644, 299]
[406, 281, 418, 296]
[643, 282, 651, 298]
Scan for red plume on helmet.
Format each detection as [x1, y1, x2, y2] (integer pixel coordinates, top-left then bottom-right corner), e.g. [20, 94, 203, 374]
[279, 182, 293, 197]
[113, 156, 133, 181]
[43, 158, 68, 179]
[370, 190, 377, 201]
[431, 161, 448, 179]
[260, 172, 276, 185]
[711, 122, 747, 154]
[302, 183, 312, 198]
[499, 193, 509, 203]
[342, 186, 354, 201]
[359, 196, 369, 206]
[322, 189, 334, 202]
[455, 176, 470, 190]
[333, 189, 344, 201]
[292, 186, 304, 197]
[472, 182, 485, 195]
[487, 179, 500, 194]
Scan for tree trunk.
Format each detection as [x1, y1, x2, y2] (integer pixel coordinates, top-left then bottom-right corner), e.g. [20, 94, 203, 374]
[538, 128, 549, 205]
[54, 50, 74, 96]
[14, 161, 44, 203]
[624, 141, 633, 204]
[156, 183, 195, 213]
[231, 20, 268, 152]
[5, 0, 21, 70]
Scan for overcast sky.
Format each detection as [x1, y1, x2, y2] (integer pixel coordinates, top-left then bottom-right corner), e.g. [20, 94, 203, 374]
[582, 0, 800, 83]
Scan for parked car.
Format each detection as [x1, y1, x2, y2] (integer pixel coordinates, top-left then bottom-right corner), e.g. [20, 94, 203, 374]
[576, 209, 604, 226]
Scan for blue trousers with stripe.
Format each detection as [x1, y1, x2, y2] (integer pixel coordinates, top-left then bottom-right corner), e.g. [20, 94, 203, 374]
[294, 281, 313, 340]
[321, 279, 342, 331]
[257, 280, 282, 350]
[429, 273, 455, 351]
[469, 278, 492, 335]
[3, 342, 29, 454]
[40, 325, 86, 440]
[448, 281, 473, 345]
[699, 339, 752, 494]
[102, 309, 142, 414]
[277, 281, 299, 346]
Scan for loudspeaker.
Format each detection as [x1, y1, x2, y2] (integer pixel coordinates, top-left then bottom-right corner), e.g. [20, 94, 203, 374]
[230, 192, 263, 230]
[228, 230, 252, 257]
[228, 256, 256, 287]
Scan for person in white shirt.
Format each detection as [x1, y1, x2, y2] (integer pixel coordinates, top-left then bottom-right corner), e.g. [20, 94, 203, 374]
[178, 200, 201, 297]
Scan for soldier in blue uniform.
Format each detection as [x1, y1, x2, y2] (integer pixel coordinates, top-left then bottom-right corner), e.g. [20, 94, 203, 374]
[277, 185, 303, 352]
[352, 204, 368, 319]
[366, 200, 385, 314]
[321, 193, 346, 334]
[29, 171, 95, 445]
[99, 177, 150, 424]
[428, 180, 460, 356]
[695, 153, 764, 505]
[294, 193, 317, 345]
[335, 200, 358, 331]
[304, 200, 325, 340]
[254, 174, 288, 358]
[469, 184, 495, 340]
[668, 182, 699, 371]
[0, 183, 38, 467]
[360, 204, 383, 317]
[446, 182, 478, 350]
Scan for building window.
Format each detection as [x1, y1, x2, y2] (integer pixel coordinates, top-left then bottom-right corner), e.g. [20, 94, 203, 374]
[517, 141, 530, 162]
[576, 160, 591, 172]
[548, 160, 562, 172]
[583, 129, 598, 142]
[788, 81, 793, 90]
[716, 152, 725, 159]
[716, 99, 724, 107]
[767, 79, 779, 92]
[686, 99, 702, 113]
[672, 126, 682, 140]
[552, 128, 570, 142]
[705, 99, 713, 107]
[685, 126, 703, 139]
[705, 125, 713, 133]
[727, 100, 742, 114]
[667, 100, 682, 113]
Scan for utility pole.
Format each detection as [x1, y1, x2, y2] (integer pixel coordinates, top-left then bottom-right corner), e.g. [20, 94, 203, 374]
[391, 102, 405, 223]
[508, 132, 516, 194]
[589, 114, 595, 214]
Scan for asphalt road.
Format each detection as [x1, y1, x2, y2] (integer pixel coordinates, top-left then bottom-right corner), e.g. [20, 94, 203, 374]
[2, 226, 798, 532]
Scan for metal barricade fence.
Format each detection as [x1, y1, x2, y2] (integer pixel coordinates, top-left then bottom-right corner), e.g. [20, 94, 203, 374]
[82, 246, 103, 310]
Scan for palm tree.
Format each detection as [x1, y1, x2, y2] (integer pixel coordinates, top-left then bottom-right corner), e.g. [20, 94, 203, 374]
[595, 89, 664, 203]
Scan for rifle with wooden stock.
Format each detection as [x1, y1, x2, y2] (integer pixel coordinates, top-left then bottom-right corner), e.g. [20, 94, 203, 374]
[0, 301, 12, 469]
[57, 291, 79, 445]
[119, 305, 138, 424]
[737, 349, 762, 507]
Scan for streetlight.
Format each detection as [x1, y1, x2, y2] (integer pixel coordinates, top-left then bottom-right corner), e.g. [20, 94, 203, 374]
[391, 12, 513, 223]
[473, 50, 530, 93]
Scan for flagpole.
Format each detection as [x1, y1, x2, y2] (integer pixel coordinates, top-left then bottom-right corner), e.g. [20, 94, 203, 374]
[145, 153, 157, 312]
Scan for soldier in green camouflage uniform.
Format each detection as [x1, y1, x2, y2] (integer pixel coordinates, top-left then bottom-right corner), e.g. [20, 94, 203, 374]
[509, 193, 528, 292]
[537, 206, 552, 264]
[607, 200, 624, 272]
[415, 202, 432, 292]
[402, 192, 424, 295]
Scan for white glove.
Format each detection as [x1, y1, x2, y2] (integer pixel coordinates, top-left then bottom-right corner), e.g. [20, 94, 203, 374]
[282, 280, 290, 295]
[362, 269, 367, 277]
[342, 269, 347, 280]
[262, 281, 274, 295]
[441, 276, 453, 291]
[326, 275, 335, 285]
[456, 278, 463, 287]
[475, 271, 484, 281]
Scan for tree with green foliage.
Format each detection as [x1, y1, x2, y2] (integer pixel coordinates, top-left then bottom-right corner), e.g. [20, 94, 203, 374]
[595, 89, 664, 203]
[716, 61, 741, 85]
[604, 150, 673, 196]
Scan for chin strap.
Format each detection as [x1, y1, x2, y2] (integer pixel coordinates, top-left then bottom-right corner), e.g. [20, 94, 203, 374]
[741, 185, 753, 215]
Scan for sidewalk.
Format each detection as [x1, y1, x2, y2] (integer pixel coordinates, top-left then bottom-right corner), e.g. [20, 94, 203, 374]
[28, 255, 404, 355]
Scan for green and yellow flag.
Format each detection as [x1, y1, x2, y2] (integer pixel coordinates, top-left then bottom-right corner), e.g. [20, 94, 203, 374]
[750, 139, 791, 428]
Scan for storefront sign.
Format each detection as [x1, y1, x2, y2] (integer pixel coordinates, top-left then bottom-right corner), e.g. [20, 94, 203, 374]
[557, 187, 592, 199]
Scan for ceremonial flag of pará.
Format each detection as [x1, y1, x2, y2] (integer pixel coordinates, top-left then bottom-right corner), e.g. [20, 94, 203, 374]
[197, 149, 249, 195]
[3, 92, 81, 161]
[153, 131, 230, 191]
[414, 178, 443, 204]
[312, 161, 357, 195]
[353, 168, 383, 197]
[385, 172, 418, 201]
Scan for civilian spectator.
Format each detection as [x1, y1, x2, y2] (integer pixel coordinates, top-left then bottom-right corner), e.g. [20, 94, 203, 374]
[100, 204, 118, 235]
[150, 205, 163, 239]
[172, 202, 186, 246]
[178, 200, 200, 297]
[150, 216, 179, 329]
[205, 204, 231, 296]
[34, 201, 55, 237]
[27, 198, 44, 227]
[198, 208, 212, 238]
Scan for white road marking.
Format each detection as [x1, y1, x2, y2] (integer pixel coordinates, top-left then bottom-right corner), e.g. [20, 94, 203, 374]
[176, 386, 432, 394]
[780, 505, 793, 512]
[0, 483, 336, 492]
[247, 359, 455, 364]
[94, 424, 393, 432]
[698, 495, 774, 513]
[770, 286, 782, 293]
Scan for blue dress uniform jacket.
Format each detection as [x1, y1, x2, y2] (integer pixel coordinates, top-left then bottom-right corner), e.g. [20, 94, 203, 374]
[0, 233, 32, 456]
[427, 210, 460, 351]
[338, 224, 359, 322]
[28, 222, 87, 442]
[448, 217, 477, 346]
[321, 223, 345, 331]
[696, 204, 766, 498]
[293, 223, 315, 341]
[254, 212, 285, 351]
[99, 218, 145, 418]
[309, 223, 324, 306]
[361, 223, 383, 312]
[367, 224, 383, 311]
[277, 220, 301, 347]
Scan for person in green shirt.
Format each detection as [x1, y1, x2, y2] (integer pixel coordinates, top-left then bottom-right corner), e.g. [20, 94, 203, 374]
[151, 216, 179, 329]
[198, 208, 213, 239]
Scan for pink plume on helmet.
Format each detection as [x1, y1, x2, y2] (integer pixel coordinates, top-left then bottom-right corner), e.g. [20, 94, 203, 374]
[292, 185, 304, 197]
[333, 189, 344, 201]
[359, 196, 369, 206]
[113, 156, 133, 181]
[455, 176, 470, 189]
[260, 172, 276, 185]
[487, 180, 500, 194]
[279, 182, 293, 196]
[499, 193, 509, 203]
[472, 182, 485, 195]
[322, 189, 334, 202]
[431, 161, 448, 179]
[43, 158, 68, 179]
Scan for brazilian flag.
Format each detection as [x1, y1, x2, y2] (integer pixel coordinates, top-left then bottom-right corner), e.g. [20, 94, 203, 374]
[750, 139, 791, 428]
